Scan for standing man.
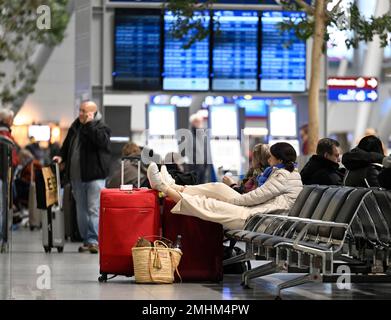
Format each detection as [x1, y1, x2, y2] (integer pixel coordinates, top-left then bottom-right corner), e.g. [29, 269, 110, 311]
[53, 101, 111, 254]
[300, 138, 344, 186]
[188, 112, 209, 184]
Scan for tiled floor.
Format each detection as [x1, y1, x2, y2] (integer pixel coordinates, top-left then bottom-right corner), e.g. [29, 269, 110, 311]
[2, 228, 391, 300]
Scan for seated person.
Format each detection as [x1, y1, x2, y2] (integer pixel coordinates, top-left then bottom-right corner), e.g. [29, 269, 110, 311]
[300, 138, 345, 185]
[378, 155, 391, 190]
[342, 135, 385, 187]
[147, 142, 303, 230]
[106, 142, 148, 188]
[222, 143, 270, 194]
[13, 149, 42, 210]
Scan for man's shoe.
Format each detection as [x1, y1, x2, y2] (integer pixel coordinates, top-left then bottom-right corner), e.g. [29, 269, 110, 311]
[89, 244, 99, 254]
[78, 244, 90, 253]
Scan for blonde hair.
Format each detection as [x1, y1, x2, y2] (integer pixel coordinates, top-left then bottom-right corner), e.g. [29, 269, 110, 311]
[252, 143, 270, 169]
[122, 142, 141, 157]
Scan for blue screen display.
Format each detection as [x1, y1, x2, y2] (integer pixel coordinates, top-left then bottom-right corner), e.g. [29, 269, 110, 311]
[235, 97, 292, 118]
[260, 11, 306, 92]
[163, 11, 210, 91]
[212, 11, 258, 91]
[113, 10, 161, 90]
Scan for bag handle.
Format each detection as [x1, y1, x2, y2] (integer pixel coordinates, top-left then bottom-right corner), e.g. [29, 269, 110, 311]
[170, 251, 182, 283]
[147, 245, 182, 284]
[153, 240, 169, 248]
[138, 235, 174, 246]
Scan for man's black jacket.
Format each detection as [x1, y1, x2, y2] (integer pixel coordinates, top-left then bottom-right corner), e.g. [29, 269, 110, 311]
[60, 117, 111, 183]
[300, 155, 344, 186]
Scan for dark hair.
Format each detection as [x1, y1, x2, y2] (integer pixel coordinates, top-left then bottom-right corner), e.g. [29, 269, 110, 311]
[316, 138, 340, 156]
[270, 142, 297, 172]
[357, 135, 384, 154]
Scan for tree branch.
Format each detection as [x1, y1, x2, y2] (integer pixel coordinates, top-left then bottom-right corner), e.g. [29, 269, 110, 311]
[329, 0, 343, 14]
[293, 0, 315, 15]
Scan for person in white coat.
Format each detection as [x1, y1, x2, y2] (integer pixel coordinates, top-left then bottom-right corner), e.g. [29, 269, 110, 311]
[148, 142, 303, 230]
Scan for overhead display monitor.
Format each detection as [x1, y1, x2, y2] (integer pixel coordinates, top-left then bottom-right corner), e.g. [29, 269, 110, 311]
[28, 125, 51, 142]
[147, 104, 176, 136]
[269, 103, 297, 137]
[209, 105, 238, 137]
[212, 10, 258, 91]
[113, 9, 162, 90]
[163, 11, 210, 91]
[260, 11, 306, 92]
[234, 97, 292, 118]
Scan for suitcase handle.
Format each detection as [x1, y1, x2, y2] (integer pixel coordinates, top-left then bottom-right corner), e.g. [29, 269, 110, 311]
[54, 162, 62, 210]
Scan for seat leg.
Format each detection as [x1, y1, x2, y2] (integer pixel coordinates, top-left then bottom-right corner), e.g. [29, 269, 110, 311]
[223, 251, 248, 266]
[371, 247, 384, 274]
[242, 261, 281, 288]
[276, 272, 321, 297]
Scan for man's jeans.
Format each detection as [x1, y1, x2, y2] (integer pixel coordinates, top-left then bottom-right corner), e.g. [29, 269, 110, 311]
[71, 179, 105, 245]
[0, 180, 3, 241]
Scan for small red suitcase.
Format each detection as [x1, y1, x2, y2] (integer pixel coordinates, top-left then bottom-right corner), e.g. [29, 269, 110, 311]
[162, 198, 224, 282]
[98, 188, 161, 282]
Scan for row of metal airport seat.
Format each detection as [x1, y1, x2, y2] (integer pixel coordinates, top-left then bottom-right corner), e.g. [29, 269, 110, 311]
[223, 185, 391, 298]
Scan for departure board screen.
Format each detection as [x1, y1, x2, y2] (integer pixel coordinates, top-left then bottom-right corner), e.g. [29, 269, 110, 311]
[163, 11, 210, 91]
[260, 11, 306, 92]
[212, 11, 258, 91]
[113, 9, 161, 90]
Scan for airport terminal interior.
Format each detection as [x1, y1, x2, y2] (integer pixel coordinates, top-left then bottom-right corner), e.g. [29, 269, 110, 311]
[1, 0, 391, 301]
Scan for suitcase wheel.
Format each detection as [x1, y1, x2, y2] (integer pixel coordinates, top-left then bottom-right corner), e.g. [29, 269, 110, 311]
[44, 246, 51, 253]
[57, 247, 64, 253]
[98, 274, 107, 283]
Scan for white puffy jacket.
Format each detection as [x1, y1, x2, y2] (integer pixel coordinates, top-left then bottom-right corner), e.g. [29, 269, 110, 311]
[229, 167, 303, 215]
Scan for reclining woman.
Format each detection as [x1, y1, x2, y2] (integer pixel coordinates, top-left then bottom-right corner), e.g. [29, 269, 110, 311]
[222, 143, 270, 194]
[147, 142, 303, 230]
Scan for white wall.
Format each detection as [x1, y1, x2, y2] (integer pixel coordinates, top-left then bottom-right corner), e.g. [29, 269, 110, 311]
[14, 14, 76, 128]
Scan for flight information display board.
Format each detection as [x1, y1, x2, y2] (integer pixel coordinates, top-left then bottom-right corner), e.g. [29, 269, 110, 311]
[260, 11, 306, 92]
[113, 9, 162, 90]
[212, 10, 258, 91]
[163, 11, 210, 91]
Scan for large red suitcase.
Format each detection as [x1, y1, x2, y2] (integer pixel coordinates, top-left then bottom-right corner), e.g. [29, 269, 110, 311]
[162, 198, 224, 282]
[98, 188, 161, 282]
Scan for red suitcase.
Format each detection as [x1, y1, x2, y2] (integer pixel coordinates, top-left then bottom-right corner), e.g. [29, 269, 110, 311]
[98, 188, 161, 282]
[162, 198, 224, 282]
